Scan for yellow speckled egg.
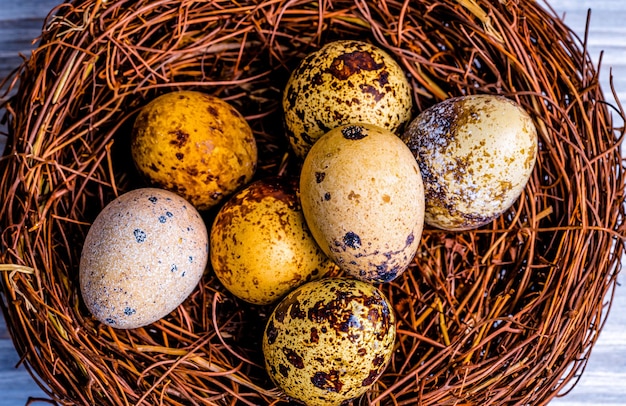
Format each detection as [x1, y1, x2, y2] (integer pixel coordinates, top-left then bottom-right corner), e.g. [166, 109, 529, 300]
[263, 277, 396, 406]
[283, 40, 413, 158]
[210, 177, 336, 305]
[300, 123, 425, 283]
[79, 188, 208, 329]
[131, 90, 257, 211]
[401, 94, 538, 231]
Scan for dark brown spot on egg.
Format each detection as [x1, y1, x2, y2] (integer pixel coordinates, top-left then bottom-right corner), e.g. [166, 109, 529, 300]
[311, 370, 343, 393]
[279, 364, 290, 377]
[315, 172, 326, 183]
[274, 289, 303, 323]
[289, 301, 306, 320]
[133, 229, 146, 243]
[342, 125, 367, 140]
[311, 72, 323, 86]
[176, 152, 184, 160]
[360, 83, 384, 102]
[343, 232, 361, 249]
[207, 105, 219, 117]
[310, 327, 319, 344]
[327, 51, 384, 80]
[285, 84, 297, 108]
[372, 355, 385, 367]
[376, 70, 389, 86]
[348, 191, 360, 201]
[295, 108, 306, 121]
[315, 118, 332, 135]
[361, 369, 381, 387]
[283, 348, 305, 369]
[169, 129, 189, 148]
[406, 232, 415, 246]
[368, 307, 380, 324]
[324, 192, 331, 201]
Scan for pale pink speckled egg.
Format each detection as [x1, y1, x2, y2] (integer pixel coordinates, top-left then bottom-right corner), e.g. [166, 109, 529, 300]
[79, 187, 208, 329]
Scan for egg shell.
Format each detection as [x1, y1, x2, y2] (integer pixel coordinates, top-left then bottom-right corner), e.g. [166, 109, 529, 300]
[131, 90, 258, 211]
[299, 123, 425, 283]
[262, 277, 396, 406]
[401, 94, 538, 231]
[210, 177, 336, 305]
[79, 188, 209, 329]
[283, 40, 413, 158]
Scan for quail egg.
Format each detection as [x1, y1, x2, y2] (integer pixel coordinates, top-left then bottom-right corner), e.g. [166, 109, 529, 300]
[299, 123, 425, 283]
[131, 90, 257, 211]
[283, 40, 413, 158]
[263, 277, 396, 406]
[210, 176, 336, 305]
[401, 94, 538, 230]
[79, 188, 208, 329]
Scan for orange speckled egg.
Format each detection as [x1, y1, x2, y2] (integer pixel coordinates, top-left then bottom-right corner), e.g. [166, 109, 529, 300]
[131, 90, 257, 211]
[79, 188, 208, 329]
[210, 177, 336, 305]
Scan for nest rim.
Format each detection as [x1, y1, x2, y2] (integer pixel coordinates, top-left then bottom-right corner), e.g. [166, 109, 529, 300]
[1, 0, 625, 405]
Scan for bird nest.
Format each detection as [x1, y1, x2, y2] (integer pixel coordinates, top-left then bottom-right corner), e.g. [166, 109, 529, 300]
[1, 0, 625, 405]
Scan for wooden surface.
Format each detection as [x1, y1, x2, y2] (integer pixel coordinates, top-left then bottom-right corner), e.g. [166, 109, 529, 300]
[1, 1, 625, 405]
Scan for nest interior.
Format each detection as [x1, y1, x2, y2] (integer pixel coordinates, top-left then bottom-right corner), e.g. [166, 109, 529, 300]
[1, 0, 625, 405]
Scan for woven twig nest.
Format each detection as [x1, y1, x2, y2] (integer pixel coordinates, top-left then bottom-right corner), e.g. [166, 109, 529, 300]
[1, 0, 625, 405]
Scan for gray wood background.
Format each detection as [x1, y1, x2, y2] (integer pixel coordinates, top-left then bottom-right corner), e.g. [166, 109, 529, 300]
[1, 0, 625, 405]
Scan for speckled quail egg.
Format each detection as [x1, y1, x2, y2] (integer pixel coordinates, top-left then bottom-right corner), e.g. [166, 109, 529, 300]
[262, 277, 396, 406]
[401, 94, 538, 231]
[299, 123, 425, 283]
[131, 90, 257, 211]
[79, 188, 208, 329]
[210, 176, 336, 305]
[283, 40, 413, 158]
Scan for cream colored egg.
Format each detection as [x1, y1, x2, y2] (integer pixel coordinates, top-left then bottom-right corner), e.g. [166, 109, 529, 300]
[79, 188, 208, 329]
[283, 40, 413, 158]
[300, 123, 425, 283]
[263, 277, 396, 406]
[401, 94, 538, 231]
[210, 177, 336, 305]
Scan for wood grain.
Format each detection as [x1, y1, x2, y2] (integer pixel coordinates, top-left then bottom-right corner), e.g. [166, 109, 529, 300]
[0, 1, 624, 405]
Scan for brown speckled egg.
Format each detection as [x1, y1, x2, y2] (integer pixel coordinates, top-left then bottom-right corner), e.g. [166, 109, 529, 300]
[79, 188, 208, 329]
[262, 277, 395, 406]
[401, 94, 538, 231]
[283, 40, 413, 158]
[210, 177, 336, 305]
[131, 90, 257, 211]
[299, 123, 425, 283]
